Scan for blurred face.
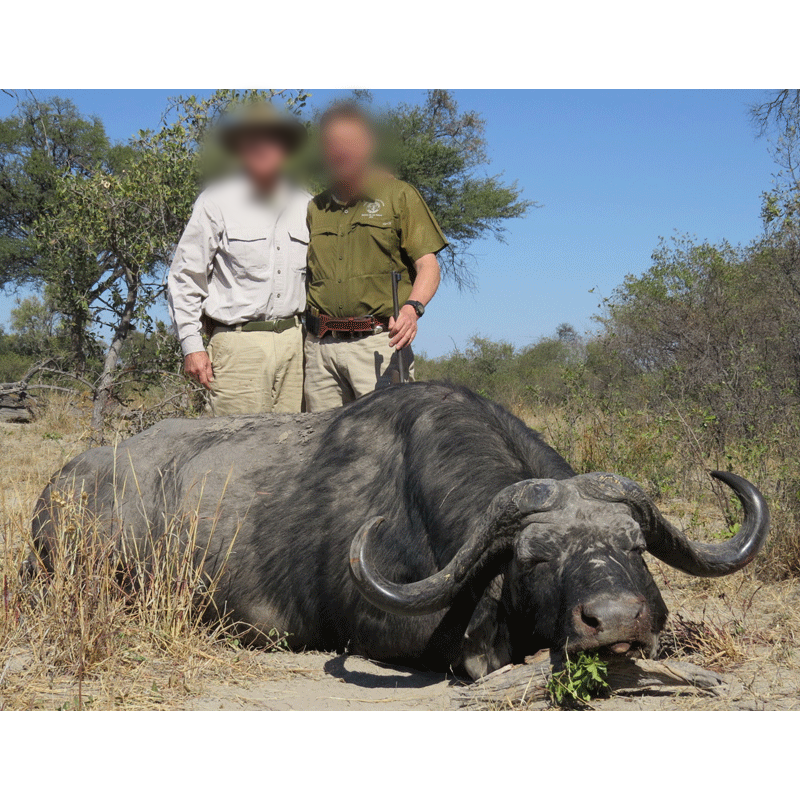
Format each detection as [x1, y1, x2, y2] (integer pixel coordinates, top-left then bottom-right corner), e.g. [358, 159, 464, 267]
[235, 131, 288, 189]
[321, 117, 375, 187]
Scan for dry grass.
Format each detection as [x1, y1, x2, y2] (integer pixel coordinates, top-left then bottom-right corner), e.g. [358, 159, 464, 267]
[0, 396, 277, 711]
[519, 402, 800, 582]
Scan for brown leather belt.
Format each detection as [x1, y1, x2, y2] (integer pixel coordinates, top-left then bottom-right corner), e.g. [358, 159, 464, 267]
[306, 309, 390, 340]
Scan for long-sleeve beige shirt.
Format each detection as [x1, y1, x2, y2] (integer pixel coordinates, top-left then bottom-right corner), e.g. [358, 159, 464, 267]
[168, 174, 311, 356]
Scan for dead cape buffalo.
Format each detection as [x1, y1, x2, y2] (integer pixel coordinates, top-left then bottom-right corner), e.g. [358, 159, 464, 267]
[30, 382, 769, 679]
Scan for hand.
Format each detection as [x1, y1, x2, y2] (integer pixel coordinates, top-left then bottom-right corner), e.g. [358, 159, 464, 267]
[184, 351, 214, 389]
[389, 304, 418, 350]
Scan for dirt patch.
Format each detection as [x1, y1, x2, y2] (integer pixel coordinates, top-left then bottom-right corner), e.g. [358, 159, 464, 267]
[178, 653, 456, 711]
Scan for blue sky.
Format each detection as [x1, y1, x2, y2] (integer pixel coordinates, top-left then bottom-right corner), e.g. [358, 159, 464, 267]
[0, 90, 776, 357]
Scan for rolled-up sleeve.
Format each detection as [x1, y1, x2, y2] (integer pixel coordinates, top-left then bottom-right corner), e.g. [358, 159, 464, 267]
[168, 193, 221, 356]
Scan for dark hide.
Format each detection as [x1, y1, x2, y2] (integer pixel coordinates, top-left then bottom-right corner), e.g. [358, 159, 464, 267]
[29, 383, 672, 675]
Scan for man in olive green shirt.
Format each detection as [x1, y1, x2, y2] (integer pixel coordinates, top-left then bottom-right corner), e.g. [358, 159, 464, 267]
[304, 102, 448, 411]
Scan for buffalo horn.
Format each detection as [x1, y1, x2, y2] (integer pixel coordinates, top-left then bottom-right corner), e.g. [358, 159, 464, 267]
[349, 480, 564, 616]
[577, 471, 770, 577]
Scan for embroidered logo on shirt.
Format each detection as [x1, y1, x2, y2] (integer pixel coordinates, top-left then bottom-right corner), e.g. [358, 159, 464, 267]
[362, 199, 385, 218]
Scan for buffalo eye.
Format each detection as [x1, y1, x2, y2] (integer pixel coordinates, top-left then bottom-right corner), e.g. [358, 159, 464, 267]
[514, 536, 554, 568]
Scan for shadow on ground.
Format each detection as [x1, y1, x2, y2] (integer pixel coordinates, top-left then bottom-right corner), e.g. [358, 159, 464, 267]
[323, 653, 454, 690]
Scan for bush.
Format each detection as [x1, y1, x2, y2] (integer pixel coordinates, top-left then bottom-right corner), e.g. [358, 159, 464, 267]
[418, 244, 800, 582]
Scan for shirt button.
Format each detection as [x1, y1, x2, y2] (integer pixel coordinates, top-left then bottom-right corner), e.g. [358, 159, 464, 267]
[277, 293, 281, 298]
[344, 209, 349, 214]
[277, 246, 281, 250]
[339, 256, 343, 261]
[277, 270, 281, 274]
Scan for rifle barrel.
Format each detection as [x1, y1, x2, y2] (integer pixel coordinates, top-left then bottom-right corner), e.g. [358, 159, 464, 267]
[391, 271, 408, 383]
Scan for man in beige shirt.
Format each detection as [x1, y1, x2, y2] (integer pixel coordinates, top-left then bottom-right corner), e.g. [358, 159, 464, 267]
[168, 102, 311, 415]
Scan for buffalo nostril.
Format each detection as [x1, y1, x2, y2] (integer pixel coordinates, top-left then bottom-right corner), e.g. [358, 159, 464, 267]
[580, 607, 601, 631]
[577, 595, 648, 638]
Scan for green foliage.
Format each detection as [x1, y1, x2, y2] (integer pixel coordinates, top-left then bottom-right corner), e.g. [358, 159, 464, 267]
[0, 94, 112, 287]
[266, 628, 291, 653]
[598, 231, 800, 448]
[547, 652, 609, 707]
[0, 325, 34, 382]
[417, 325, 583, 410]
[374, 90, 536, 288]
[0, 90, 310, 433]
[8, 294, 73, 359]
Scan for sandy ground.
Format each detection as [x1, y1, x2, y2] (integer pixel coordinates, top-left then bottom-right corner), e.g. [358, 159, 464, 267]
[179, 652, 457, 711]
[4, 638, 799, 710]
[159, 633, 800, 711]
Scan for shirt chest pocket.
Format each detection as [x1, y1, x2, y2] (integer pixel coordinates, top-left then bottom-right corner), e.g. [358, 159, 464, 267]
[308, 220, 341, 272]
[353, 217, 399, 261]
[287, 223, 309, 272]
[226, 224, 269, 275]
[310, 220, 340, 241]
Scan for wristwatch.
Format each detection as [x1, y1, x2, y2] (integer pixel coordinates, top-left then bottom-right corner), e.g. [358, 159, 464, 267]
[404, 300, 425, 318]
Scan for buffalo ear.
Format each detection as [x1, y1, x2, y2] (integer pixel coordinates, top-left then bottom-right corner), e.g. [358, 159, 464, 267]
[460, 576, 512, 680]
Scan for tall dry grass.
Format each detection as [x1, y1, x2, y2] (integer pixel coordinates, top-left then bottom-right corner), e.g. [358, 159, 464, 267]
[518, 397, 800, 582]
[0, 396, 270, 710]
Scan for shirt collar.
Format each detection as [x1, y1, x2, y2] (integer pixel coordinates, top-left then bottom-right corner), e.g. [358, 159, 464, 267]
[238, 171, 295, 206]
[325, 171, 388, 209]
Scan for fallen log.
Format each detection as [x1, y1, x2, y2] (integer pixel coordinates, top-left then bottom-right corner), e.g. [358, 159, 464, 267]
[0, 381, 33, 422]
[0, 361, 77, 424]
[451, 651, 729, 709]
[0, 382, 27, 401]
[0, 406, 33, 423]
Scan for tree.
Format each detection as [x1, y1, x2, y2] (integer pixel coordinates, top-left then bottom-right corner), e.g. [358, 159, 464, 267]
[0, 93, 112, 286]
[598, 233, 800, 443]
[376, 90, 536, 289]
[8, 294, 65, 357]
[0, 325, 31, 383]
[751, 90, 800, 137]
[757, 127, 800, 397]
[34, 90, 309, 436]
[0, 94, 120, 372]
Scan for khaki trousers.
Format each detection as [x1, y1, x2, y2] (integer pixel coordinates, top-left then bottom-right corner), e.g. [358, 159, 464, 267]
[304, 330, 414, 412]
[207, 325, 304, 415]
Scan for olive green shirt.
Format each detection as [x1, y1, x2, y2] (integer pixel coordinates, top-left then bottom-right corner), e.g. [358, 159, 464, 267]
[306, 177, 448, 318]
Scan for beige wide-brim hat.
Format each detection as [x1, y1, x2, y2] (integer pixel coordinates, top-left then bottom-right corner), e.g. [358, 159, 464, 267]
[218, 101, 308, 155]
